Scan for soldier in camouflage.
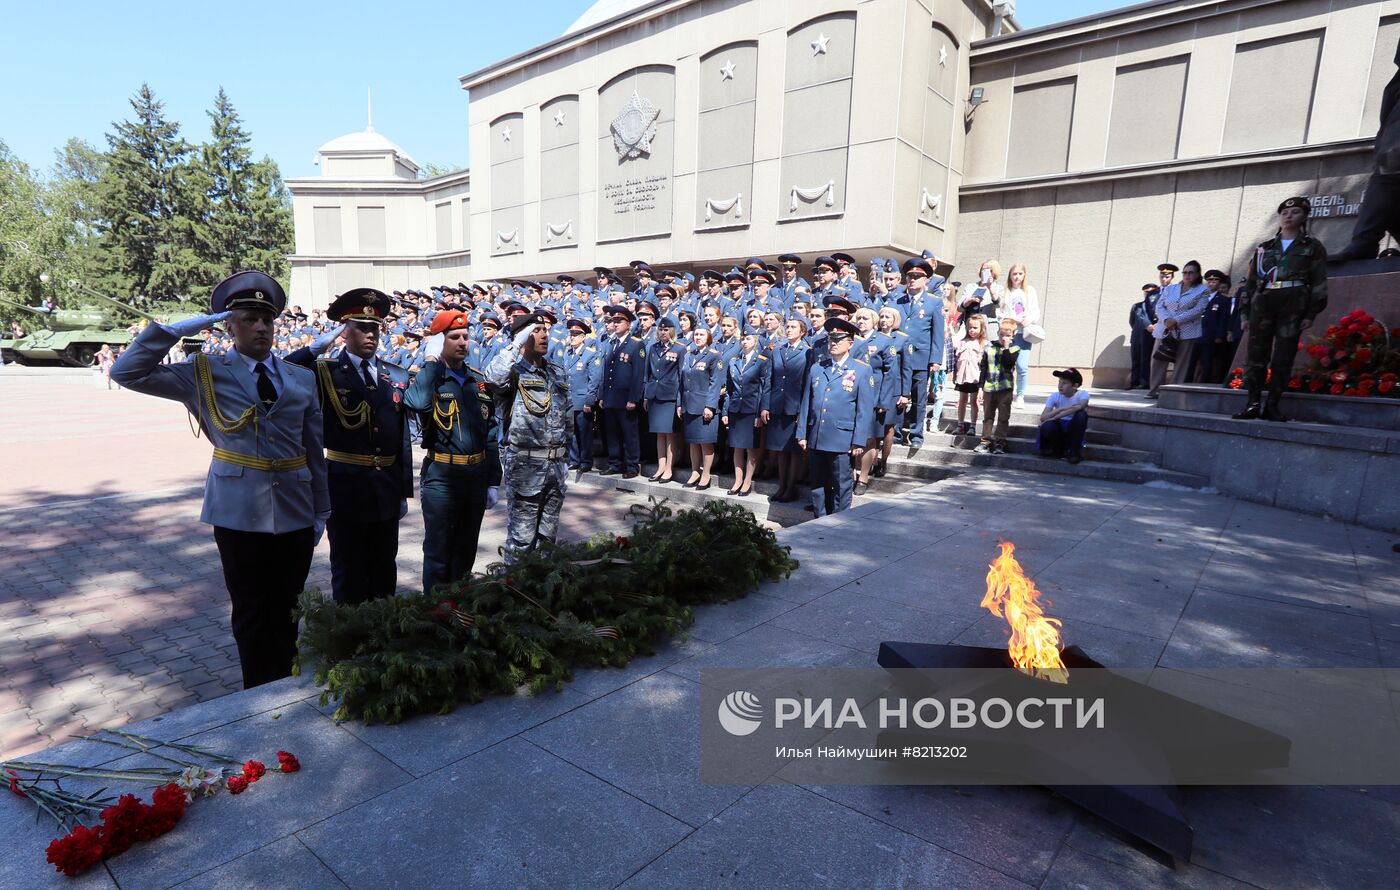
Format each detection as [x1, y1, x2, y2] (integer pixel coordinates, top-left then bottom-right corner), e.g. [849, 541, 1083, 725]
[1234, 196, 1329, 422]
[485, 310, 572, 563]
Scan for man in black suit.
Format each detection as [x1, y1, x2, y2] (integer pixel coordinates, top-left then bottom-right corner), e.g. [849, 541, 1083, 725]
[1127, 284, 1159, 389]
[286, 288, 413, 604]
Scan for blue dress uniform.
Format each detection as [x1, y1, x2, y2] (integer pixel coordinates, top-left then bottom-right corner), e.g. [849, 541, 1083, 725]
[284, 288, 412, 606]
[723, 350, 771, 449]
[402, 310, 501, 593]
[110, 270, 328, 689]
[894, 259, 946, 446]
[857, 329, 908, 441]
[765, 337, 811, 452]
[485, 312, 573, 563]
[563, 320, 603, 470]
[644, 325, 687, 434]
[600, 307, 647, 475]
[797, 319, 876, 518]
[679, 343, 725, 443]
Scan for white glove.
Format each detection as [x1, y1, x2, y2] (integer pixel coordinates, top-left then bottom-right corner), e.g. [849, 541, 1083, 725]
[164, 311, 231, 338]
[310, 324, 345, 354]
[486, 487, 500, 509]
[511, 323, 535, 350]
[424, 333, 445, 360]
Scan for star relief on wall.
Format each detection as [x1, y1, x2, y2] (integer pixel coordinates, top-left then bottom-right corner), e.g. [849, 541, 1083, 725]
[811, 32, 829, 55]
[501, 125, 512, 143]
[939, 44, 948, 67]
[553, 110, 566, 127]
[610, 90, 660, 161]
[719, 59, 735, 81]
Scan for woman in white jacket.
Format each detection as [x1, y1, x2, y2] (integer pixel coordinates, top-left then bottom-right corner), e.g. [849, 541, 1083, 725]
[1003, 263, 1040, 408]
[1148, 260, 1210, 398]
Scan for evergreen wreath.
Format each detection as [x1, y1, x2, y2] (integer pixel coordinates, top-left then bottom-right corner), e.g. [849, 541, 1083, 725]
[295, 500, 799, 724]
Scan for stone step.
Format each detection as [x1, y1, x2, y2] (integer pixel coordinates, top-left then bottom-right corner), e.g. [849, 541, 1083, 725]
[886, 443, 1210, 488]
[932, 418, 1122, 446]
[935, 432, 1156, 465]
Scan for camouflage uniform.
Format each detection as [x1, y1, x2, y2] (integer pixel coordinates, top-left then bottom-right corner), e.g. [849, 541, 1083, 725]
[484, 339, 571, 563]
[1239, 200, 1329, 417]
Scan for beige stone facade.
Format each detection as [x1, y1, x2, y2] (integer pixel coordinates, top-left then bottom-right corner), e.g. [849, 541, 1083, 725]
[289, 0, 1394, 381]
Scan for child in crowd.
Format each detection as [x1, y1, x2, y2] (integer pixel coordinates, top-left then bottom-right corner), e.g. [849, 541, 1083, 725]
[1038, 367, 1091, 464]
[951, 313, 988, 436]
[975, 318, 1021, 454]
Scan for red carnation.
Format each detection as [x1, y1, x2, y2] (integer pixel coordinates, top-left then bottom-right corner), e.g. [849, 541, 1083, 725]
[1228, 379, 1242, 389]
[1330, 384, 1344, 394]
[1345, 387, 1361, 396]
[1382, 373, 1398, 381]
[1287, 377, 1303, 390]
[98, 794, 146, 856]
[1326, 326, 1340, 336]
[242, 760, 266, 782]
[1330, 371, 1349, 383]
[227, 775, 249, 795]
[615, 535, 630, 549]
[1392, 327, 1400, 338]
[1308, 379, 1325, 392]
[276, 751, 301, 773]
[141, 784, 186, 838]
[46, 823, 106, 877]
[1381, 380, 1396, 394]
[6, 769, 23, 798]
[1355, 348, 1373, 363]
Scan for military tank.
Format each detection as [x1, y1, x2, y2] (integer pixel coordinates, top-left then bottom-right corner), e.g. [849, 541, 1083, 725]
[0, 288, 205, 367]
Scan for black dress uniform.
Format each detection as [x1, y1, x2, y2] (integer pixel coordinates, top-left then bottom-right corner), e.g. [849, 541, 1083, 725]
[286, 288, 412, 605]
[403, 310, 502, 592]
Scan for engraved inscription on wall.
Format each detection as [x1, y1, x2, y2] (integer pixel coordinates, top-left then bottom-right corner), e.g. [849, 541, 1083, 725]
[603, 174, 670, 216]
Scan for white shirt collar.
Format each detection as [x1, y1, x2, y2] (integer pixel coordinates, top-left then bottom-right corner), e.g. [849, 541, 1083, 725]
[234, 349, 277, 380]
[347, 352, 376, 377]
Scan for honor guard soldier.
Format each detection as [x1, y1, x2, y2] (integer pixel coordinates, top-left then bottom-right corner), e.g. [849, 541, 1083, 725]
[797, 317, 875, 518]
[1234, 196, 1329, 421]
[564, 319, 603, 474]
[110, 270, 329, 689]
[599, 306, 647, 478]
[285, 288, 412, 605]
[485, 311, 573, 562]
[403, 310, 501, 592]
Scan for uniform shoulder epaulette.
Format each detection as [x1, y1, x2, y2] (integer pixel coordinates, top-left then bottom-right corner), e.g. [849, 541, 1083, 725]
[756, 354, 769, 361]
[630, 336, 644, 343]
[315, 355, 337, 363]
[585, 345, 596, 353]
[854, 358, 870, 367]
[893, 330, 909, 339]
[278, 357, 313, 375]
[467, 365, 485, 377]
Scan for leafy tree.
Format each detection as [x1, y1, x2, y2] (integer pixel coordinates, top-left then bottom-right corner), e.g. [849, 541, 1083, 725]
[94, 84, 202, 299]
[0, 139, 85, 313]
[49, 138, 109, 288]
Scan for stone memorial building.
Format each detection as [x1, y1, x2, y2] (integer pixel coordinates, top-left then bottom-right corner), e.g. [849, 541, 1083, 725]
[288, 0, 1395, 383]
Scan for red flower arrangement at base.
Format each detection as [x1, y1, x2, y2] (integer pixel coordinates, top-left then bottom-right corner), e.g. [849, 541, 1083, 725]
[1229, 309, 1399, 398]
[3, 729, 302, 878]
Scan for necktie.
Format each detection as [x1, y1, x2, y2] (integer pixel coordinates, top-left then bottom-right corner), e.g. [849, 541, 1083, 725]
[361, 361, 376, 390]
[255, 362, 277, 405]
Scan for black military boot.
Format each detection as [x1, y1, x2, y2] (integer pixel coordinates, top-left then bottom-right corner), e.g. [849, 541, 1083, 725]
[1232, 393, 1262, 420]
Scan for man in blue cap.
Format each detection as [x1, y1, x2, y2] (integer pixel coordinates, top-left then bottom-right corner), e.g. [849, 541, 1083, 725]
[111, 270, 329, 688]
[563, 318, 603, 474]
[894, 257, 946, 450]
[798, 317, 875, 517]
[599, 306, 647, 477]
[285, 287, 413, 605]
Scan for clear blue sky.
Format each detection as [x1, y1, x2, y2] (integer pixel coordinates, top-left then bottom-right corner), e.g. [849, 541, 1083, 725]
[1, 1, 1119, 181]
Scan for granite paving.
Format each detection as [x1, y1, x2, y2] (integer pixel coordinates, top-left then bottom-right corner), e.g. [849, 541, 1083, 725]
[3, 368, 1399, 888]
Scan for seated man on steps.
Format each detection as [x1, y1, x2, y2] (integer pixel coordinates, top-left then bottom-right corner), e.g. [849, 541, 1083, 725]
[1038, 368, 1090, 465]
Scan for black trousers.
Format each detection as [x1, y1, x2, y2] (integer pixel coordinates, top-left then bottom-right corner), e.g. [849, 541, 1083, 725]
[213, 526, 314, 689]
[1129, 329, 1153, 387]
[327, 515, 400, 605]
[603, 406, 640, 472]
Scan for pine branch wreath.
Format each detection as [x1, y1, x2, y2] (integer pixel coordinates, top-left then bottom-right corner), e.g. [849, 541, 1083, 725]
[294, 500, 798, 724]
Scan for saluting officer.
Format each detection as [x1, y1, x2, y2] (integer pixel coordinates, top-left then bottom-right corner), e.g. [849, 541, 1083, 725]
[285, 288, 412, 605]
[894, 257, 945, 451]
[403, 310, 501, 592]
[110, 270, 329, 689]
[563, 318, 603, 475]
[798, 317, 876, 518]
[485, 311, 573, 562]
[1234, 196, 1329, 421]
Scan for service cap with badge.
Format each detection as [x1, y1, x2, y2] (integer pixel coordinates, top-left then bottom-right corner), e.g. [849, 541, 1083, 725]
[211, 270, 286, 315]
[327, 287, 392, 325]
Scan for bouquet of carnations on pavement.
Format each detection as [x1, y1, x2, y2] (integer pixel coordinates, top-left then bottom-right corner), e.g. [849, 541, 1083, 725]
[3, 730, 300, 877]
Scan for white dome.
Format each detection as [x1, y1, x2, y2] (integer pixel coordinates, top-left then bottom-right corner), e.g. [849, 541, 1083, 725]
[564, 0, 655, 34]
[317, 128, 416, 165]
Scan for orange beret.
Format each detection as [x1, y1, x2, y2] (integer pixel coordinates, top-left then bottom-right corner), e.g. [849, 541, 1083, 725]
[428, 310, 470, 335]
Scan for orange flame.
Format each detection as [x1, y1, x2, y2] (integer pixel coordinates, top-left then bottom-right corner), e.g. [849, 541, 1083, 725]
[980, 541, 1068, 683]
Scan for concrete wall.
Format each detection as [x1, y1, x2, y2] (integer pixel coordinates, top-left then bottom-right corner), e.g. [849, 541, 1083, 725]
[460, 0, 996, 280]
[956, 0, 1394, 385]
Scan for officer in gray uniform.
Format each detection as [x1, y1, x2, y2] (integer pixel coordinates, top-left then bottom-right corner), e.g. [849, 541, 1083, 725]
[110, 270, 329, 688]
[485, 310, 572, 563]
